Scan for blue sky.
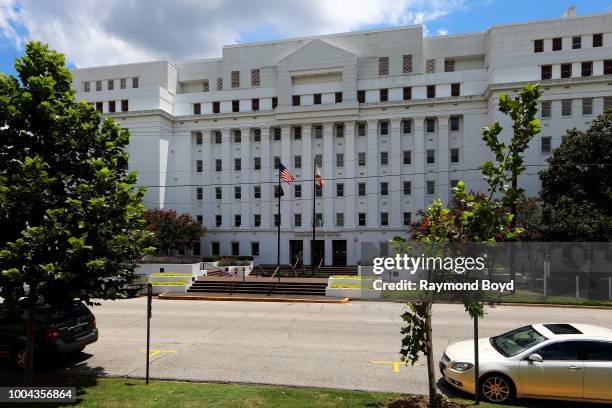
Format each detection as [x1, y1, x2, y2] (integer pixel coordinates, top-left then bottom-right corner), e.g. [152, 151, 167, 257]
[1, 0, 611, 77]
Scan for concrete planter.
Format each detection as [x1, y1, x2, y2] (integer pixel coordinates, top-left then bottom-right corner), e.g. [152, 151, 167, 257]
[327, 277, 372, 287]
[151, 284, 188, 294]
[149, 275, 194, 283]
[136, 262, 201, 276]
[325, 287, 381, 299]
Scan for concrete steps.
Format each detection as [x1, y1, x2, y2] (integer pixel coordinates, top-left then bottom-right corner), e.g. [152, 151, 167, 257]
[188, 280, 327, 296]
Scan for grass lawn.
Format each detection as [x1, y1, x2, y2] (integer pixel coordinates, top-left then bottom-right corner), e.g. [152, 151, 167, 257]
[54, 377, 604, 408]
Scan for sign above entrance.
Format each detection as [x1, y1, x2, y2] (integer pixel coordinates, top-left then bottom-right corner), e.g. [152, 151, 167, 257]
[294, 232, 341, 238]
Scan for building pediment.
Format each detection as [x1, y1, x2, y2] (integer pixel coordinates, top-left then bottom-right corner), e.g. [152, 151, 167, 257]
[278, 39, 356, 68]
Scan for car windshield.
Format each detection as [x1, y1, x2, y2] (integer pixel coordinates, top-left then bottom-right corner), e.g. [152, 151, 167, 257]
[490, 325, 548, 357]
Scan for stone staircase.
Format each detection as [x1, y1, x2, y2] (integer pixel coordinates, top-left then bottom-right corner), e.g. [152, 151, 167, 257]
[187, 279, 327, 296]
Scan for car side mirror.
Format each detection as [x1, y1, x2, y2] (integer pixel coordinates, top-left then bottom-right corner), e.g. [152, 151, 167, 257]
[528, 353, 543, 363]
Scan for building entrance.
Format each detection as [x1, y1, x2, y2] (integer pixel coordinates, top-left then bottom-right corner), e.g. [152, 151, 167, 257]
[332, 240, 347, 266]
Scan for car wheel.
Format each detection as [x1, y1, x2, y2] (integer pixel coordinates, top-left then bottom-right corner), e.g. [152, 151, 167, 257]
[480, 373, 515, 404]
[12, 345, 27, 370]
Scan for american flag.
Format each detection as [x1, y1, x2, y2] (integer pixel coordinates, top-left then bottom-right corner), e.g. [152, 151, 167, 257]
[278, 163, 296, 185]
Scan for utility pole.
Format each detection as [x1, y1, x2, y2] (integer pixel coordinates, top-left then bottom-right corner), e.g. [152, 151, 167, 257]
[312, 158, 316, 276]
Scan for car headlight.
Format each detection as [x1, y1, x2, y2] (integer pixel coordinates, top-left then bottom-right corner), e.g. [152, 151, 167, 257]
[451, 362, 474, 372]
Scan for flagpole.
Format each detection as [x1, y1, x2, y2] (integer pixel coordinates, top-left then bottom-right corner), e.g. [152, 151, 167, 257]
[277, 167, 281, 268]
[312, 159, 316, 276]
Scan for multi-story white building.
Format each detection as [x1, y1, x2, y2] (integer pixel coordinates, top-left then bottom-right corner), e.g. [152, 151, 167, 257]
[72, 11, 612, 266]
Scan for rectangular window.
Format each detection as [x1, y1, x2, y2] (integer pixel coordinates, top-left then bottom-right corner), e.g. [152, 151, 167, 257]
[427, 85, 436, 98]
[358, 152, 366, 166]
[357, 90, 365, 103]
[95, 101, 103, 112]
[193, 103, 201, 115]
[313, 93, 321, 104]
[380, 121, 389, 135]
[217, 77, 223, 91]
[380, 182, 388, 196]
[402, 120, 411, 134]
[196, 187, 203, 200]
[380, 212, 389, 226]
[561, 63, 572, 78]
[212, 241, 220, 255]
[541, 136, 551, 154]
[380, 89, 388, 102]
[534, 39, 544, 53]
[336, 153, 344, 168]
[232, 100, 239, 113]
[426, 118, 435, 133]
[403, 54, 412, 73]
[445, 60, 455, 72]
[108, 101, 116, 112]
[562, 99, 572, 116]
[358, 183, 366, 196]
[253, 128, 261, 142]
[84, 81, 90, 92]
[335, 92, 343, 103]
[314, 154, 322, 167]
[273, 156, 280, 169]
[358, 123, 366, 136]
[379, 56, 389, 75]
[593, 33, 603, 47]
[336, 213, 344, 227]
[251, 98, 259, 111]
[552, 37, 562, 51]
[292, 95, 300, 106]
[234, 158, 241, 171]
[572, 36, 582, 49]
[107, 80, 114, 90]
[605, 97, 612, 112]
[336, 183, 344, 197]
[231, 242, 239, 256]
[254, 185, 261, 199]
[541, 65, 552, 80]
[272, 97, 278, 109]
[450, 116, 460, 131]
[294, 213, 301, 227]
[315, 213, 323, 227]
[251, 242, 260, 256]
[582, 98, 593, 115]
[426, 149, 435, 164]
[604, 60, 612, 75]
[215, 215, 222, 227]
[403, 87, 412, 101]
[234, 186, 241, 200]
[403, 150, 411, 165]
[426, 59, 436, 73]
[120, 78, 126, 89]
[294, 184, 302, 198]
[403, 212, 412, 226]
[314, 125, 323, 139]
[203, 80, 209, 92]
[215, 159, 222, 172]
[215, 131, 222, 144]
[427, 180, 435, 195]
[196, 215, 203, 223]
[121, 100, 129, 112]
[451, 83, 460, 97]
[215, 187, 222, 200]
[315, 184, 322, 198]
[196, 160, 203, 173]
[274, 214, 280, 227]
[213, 101, 220, 113]
[450, 148, 460, 163]
[403, 181, 412, 195]
[581, 61, 592, 77]
[273, 127, 281, 141]
[251, 69, 260, 87]
[541, 101, 551, 118]
[234, 130, 241, 143]
[358, 213, 366, 226]
[294, 155, 301, 169]
[96, 80, 102, 91]
[254, 214, 261, 227]
[231, 71, 240, 88]
[132, 77, 139, 88]
[380, 151, 389, 166]
[293, 126, 302, 140]
[335, 124, 344, 138]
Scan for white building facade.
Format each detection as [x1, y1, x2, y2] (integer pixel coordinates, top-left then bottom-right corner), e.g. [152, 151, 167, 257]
[72, 12, 612, 266]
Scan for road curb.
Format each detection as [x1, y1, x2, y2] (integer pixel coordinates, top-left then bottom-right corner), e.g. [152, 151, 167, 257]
[157, 293, 349, 304]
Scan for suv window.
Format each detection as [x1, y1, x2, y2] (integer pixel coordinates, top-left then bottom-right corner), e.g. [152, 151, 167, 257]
[537, 341, 582, 361]
[583, 341, 612, 361]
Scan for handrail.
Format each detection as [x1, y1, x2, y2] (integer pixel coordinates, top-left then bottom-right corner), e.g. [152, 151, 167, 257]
[268, 266, 280, 296]
[229, 269, 242, 295]
[203, 261, 225, 274]
[318, 257, 324, 271]
[290, 254, 302, 278]
[255, 262, 266, 277]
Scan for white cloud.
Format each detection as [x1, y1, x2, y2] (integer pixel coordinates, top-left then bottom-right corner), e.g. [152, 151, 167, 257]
[1, 0, 464, 67]
[437, 27, 449, 35]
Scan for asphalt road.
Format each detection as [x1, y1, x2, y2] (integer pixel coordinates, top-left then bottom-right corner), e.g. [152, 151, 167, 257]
[9, 299, 612, 394]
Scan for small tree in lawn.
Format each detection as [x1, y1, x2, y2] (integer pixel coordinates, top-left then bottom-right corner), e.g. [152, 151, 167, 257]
[144, 209, 206, 256]
[398, 84, 541, 406]
[0, 42, 151, 382]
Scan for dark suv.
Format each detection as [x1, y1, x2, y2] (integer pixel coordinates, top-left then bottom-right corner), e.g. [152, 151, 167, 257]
[0, 299, 98, 369]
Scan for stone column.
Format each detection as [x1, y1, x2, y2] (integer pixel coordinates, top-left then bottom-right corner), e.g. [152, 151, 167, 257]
[390, 118, 402, 227]
[240, 127, 251, 227]
[366, 120, 379, 227]
[221, 128, 231, 227]
[344, 122, 356, 228]
[413, 118, 426, 212]
[260, 127, 272, 228]
[322, 123, 334, 228]
[302, 124, 313, 229]
[280, 125, 292, 228]
[202, 130, 214, 229]
[437, 115, 450, 206]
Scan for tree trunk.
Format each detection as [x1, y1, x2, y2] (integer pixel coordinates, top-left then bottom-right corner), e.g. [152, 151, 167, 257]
[24, 288, 36, 384]
[425, 302, 438, 407]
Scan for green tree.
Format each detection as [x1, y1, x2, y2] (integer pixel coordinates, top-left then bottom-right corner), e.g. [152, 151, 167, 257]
[0, 42, 151, 382]
[539, 112, 612, 241]
[144, 209, 206, 256]
[398, 84, 542, 406]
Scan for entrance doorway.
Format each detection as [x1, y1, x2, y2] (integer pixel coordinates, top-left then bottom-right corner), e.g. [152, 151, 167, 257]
[332, 240, 347, 266]
[311, 240, 325, 267]
[289, 240, 303, 266]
